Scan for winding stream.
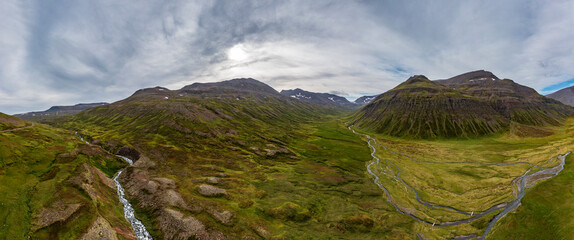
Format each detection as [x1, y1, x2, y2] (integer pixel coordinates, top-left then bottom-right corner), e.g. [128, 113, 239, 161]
[76, 132, 152, 240]
[348, 126, 570, 239]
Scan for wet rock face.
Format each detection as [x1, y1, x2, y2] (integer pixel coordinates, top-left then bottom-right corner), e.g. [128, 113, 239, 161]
[116, 146, 141, 162]
[197, 184, 228, 197]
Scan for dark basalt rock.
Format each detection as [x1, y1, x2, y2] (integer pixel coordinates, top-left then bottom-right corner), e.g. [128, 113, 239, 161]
[116, 146, 141, 162]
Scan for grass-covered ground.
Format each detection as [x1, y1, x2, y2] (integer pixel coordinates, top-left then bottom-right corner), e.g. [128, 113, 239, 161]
[0, 120, 130, 240]
[353, 117, 574, 239]
[487, 120, 574, 239]
[250, 119, 417, 239]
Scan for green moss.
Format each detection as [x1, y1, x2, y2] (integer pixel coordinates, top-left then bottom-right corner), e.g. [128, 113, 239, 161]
[0, 122, 130, 239]
[268, 202, 310, 222]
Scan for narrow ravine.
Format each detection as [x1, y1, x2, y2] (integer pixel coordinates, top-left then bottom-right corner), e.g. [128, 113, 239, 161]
[114, 159, 153, 240]
[76, 132, 152, 240]
[348, 126, 570, 239]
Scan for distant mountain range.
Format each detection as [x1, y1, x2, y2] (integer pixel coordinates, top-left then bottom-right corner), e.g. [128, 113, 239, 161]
[351, 70, 574, 138]
[280, 88, 357, 109]
[547, 86, 574, 106]
[354, 95, 377, 105]
[15, 102, 108, 121]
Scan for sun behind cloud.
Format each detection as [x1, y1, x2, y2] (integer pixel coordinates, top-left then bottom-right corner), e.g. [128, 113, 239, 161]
[227, 44, 249, 61]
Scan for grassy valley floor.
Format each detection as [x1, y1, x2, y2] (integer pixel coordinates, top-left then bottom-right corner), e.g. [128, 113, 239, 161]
[351, 117, 574, 239]
[487, 121, 574, 239]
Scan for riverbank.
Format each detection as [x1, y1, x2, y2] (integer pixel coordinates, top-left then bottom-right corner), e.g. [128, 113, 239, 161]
[348, 120, 573, 239]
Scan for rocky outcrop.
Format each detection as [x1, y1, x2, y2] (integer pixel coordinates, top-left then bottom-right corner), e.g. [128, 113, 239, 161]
[207, 209, 234, 225]
[81, 217, 119, 240]
[158, 208, 227, 240]
[117, 155, 235, 238]
[69, 163, 116, 201]
[31, 201, 82, 231]
[206, 177, 220, 184]
[120, 161, 197, 212]
[197, 184, 228, 197]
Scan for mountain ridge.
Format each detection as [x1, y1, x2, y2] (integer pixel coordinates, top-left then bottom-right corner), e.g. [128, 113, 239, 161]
[351, 71, 574, 138]
[280, 88, 357, 109]
[14, 102, 109, 121]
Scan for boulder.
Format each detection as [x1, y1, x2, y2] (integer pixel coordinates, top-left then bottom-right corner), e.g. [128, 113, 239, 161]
[197, 184, 228, 197]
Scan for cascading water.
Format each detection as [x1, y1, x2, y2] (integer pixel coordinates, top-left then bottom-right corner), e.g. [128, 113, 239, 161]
[76, 132, 152, 239]
[113, 166, 152, 240]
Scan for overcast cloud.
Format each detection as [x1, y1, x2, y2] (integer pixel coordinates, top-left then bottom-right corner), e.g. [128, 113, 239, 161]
[1, 0, 574, 114]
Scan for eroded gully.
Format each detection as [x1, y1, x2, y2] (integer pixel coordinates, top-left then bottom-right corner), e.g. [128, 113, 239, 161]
[348, 126, 570, 239]
[77, 133, 153, 240]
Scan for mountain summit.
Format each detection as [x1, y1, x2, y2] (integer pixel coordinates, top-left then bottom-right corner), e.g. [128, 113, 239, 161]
[180, 78, 280, 95]
[435, 70, 499, 85]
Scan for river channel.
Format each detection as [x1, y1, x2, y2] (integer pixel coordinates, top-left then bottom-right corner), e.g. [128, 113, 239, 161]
[348, 126, 569, 239]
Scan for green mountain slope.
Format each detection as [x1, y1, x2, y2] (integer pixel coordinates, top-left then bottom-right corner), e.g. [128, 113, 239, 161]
[352, 72, 574, 139]
[351, 75, 509, 138]
[437, 70, 574, 126]
[0, 112, 28, 130]
[0, 113, 131, 240]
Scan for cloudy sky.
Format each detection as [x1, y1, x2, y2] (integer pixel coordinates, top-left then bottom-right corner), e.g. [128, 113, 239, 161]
[1, 0, 574, 114]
